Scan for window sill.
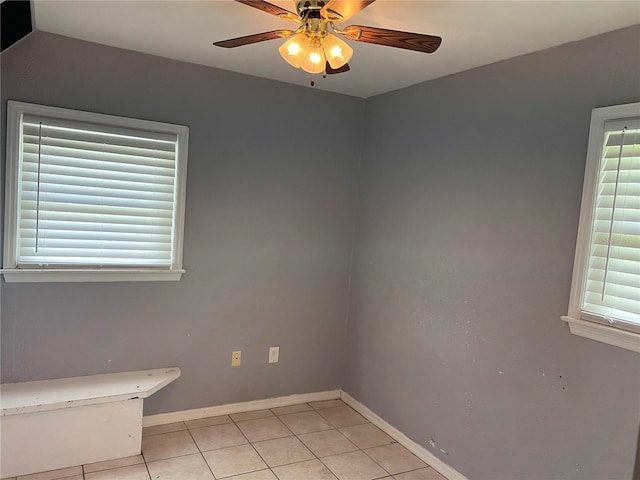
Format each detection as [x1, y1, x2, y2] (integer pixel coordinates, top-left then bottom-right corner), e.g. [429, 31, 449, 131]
[561, 316, 640, 353]
[1, 269, 185, 283]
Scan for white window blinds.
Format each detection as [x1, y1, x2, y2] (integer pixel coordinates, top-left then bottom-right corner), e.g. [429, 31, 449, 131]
[18, 114, 179, 268]
[582, 118, 640, 330]
[3, 101, 188, 282]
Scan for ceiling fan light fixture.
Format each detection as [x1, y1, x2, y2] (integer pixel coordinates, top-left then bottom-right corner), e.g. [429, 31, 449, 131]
[278, 32, 309, 68]
[216, 0, 442, 79]
[300, 44, 326, 74]
[322, 33, 353, 69]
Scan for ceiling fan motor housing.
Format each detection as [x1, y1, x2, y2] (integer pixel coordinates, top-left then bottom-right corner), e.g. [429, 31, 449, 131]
[296, 0, 332, 46]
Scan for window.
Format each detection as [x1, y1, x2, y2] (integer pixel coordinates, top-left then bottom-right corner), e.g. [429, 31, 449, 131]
[2, 101, 189, 282]
[563, 102, 640, 352]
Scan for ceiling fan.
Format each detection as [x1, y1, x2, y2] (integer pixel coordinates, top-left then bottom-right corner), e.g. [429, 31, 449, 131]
[213, 0, 442, 76]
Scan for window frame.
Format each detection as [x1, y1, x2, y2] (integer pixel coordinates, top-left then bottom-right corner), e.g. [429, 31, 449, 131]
[562, 102, 640, 353]
[2, 101, 189, 283]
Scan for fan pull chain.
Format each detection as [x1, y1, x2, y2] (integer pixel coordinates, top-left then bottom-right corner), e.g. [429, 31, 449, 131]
[601, 126, 626, 300]
[35, 122, 43, 253]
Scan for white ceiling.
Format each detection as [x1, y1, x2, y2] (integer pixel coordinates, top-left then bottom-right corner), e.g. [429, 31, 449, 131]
[33, 1, 640, 98]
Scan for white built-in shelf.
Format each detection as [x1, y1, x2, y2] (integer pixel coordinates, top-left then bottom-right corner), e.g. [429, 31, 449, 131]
[1, 367, 181, 416]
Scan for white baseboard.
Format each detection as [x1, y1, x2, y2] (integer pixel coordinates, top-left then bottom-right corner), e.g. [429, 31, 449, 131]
[340, 391, 468, 480]
[142, 390, 341, 427]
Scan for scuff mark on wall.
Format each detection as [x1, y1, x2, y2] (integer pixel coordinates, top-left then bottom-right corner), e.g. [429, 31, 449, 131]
[465, 393, 474, 417]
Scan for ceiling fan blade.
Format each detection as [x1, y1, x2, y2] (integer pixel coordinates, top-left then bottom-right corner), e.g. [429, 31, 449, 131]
[325, 61, 350, 75]
[321, 0, 376, 22]
[343, 25, 442, 53]
[234, 0, 299, 22]
[214, 30, 293, 48]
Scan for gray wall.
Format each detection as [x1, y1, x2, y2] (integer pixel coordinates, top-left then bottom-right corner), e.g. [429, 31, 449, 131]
[344, 26, 640, 480]
[0, 32, 363, 414]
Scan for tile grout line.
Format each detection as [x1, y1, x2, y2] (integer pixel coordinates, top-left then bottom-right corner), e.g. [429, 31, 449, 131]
[359, 444, 408, 478]
[313, 405, 402, 478]
[141, 456, 152, 480]
[182, 424, 217, 480]
[245, 439, 276, 477]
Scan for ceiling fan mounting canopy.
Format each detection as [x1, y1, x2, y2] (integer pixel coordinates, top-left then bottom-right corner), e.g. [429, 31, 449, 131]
[295, 0, 342, 22]
[213, 0, 442, 75]
[296, 0, 328, 14]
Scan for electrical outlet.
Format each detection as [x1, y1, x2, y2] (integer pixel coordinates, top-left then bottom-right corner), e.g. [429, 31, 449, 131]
[269, 346, 279, 364]
[232, 350, 241, 367]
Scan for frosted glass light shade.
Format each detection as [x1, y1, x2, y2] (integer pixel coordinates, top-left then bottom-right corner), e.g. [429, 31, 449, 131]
[279, 33, 309, 68]
[301, 45, 327, 74]
[322, 33, 353, 69]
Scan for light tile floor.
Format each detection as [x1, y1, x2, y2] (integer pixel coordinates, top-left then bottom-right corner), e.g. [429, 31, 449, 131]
[3, 400, 446, 480]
